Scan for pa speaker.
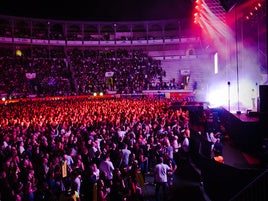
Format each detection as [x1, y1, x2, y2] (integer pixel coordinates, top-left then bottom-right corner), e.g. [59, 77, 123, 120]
[259, 85, 268, 114]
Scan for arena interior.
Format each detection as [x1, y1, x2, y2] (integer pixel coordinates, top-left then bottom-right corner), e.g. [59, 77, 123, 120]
[0, 0, 267, 201]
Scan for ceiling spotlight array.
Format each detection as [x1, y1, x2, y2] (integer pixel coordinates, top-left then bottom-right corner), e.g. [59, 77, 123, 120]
[244, 1, 264, 20]
[193, 0, 203, 24]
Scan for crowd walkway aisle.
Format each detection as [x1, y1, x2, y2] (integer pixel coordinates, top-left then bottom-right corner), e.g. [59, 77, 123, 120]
[141, 136, 259, 201]
[142, 156, 209, 201]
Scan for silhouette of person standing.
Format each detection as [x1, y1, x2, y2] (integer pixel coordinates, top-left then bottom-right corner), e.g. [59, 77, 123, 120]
[154, 156, 171, 201]
[251, 88, 256, 110]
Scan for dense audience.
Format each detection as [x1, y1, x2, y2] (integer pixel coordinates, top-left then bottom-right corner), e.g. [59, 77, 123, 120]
[70, 48, 165, 94]
[0, 56, 71, 98]
[0, 48, 170, 99]
[0, 97, 191, 201]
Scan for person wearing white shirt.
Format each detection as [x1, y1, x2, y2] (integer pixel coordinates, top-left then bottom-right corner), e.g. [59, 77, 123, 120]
[99, 154, 115, 187]
[154, 156, 171, 201]
[120, 143, 131, 167]
[182, 134, 190, 153]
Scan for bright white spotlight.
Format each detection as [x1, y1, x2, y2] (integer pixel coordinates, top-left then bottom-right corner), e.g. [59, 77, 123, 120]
[93, 92, 97, 96]
[99, 92, 104, 96]
[206, 82, 229, 108]
[214, 52, 218, 74]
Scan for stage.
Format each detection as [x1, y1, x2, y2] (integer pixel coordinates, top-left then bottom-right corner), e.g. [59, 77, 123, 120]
[217, 107, 263, 153]
[232, 112, 259, 123]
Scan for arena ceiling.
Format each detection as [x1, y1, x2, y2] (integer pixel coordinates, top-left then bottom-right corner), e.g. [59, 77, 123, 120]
[0, 0, 240, 22]
[0, 0, 195, 21]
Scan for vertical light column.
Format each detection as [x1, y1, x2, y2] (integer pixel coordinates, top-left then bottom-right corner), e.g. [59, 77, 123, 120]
[214, 52, 218, 74]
